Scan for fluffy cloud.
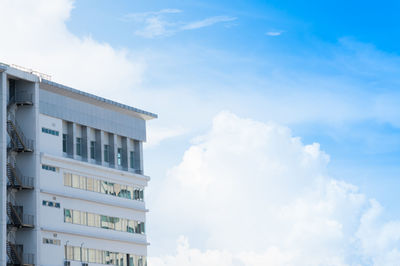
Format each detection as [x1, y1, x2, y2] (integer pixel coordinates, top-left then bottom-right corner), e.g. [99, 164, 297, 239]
[0, 0, 144, 100]
[150, 111, 400, 265]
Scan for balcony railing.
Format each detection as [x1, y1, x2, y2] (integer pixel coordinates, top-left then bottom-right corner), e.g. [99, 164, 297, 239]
[8, 93, 33, 107]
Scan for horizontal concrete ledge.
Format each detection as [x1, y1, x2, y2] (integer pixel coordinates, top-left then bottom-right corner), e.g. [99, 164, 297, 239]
[41, 226, 150, 246]
[41, 152, 151, 182]
[40, 188, 149, 213]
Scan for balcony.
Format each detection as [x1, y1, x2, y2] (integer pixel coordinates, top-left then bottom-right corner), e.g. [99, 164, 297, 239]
[8, 93, 33, 107]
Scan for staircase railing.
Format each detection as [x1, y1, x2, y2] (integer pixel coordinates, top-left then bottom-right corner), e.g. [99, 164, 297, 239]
[7, 240, 23, 265]
[6, 193, 34, 228]
[6, 240, 34, 265]
[7, 161, 34, 189]
[7, 112, 34, 152]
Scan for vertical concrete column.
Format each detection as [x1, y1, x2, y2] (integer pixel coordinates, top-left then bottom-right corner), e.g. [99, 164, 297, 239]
[138, 141, 144, 174]
[33, 79, 40, 265]
[100, 130, 105, 166]
[95, 129, 101, 164]
[72, 123, 78, 159]
[0, 72, 7, 266]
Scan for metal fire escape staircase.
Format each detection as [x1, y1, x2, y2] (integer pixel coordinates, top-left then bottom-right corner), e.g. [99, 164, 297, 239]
[6, 235, 34, 266]
[6, 113, 34, 153]
[6, 194, 34, 229]
[7, 162, 34, 190]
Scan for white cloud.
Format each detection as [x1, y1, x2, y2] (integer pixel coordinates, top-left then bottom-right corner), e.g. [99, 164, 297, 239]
[124, 9, 237, 38]
[181, 16, 237, 30]
[266, 31, 283, 36]
[145, 125, 187, 148]
[0, 0, 145, 99]
[150, 111, 400, 265]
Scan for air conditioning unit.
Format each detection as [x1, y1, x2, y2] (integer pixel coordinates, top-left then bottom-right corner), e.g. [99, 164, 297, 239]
[64, 261, 71, 266]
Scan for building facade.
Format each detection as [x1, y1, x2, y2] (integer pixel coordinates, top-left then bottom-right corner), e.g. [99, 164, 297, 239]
[0, 63, 157, 266]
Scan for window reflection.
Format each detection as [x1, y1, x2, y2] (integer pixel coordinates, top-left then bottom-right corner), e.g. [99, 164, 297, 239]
[65, 245, 147, 266]
[64, 208, 145, 234]
[63, 172, 144, 201]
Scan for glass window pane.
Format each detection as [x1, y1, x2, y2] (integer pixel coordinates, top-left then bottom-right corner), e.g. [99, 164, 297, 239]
[101, 181, 108, 194]
[89, 249, 96, 263]
[87, 177, 94, 191]
[79, 176, 87, 190]
[64, 209, 72, 223]
[73, 210, 81, 224]
[63, 173, 72, 187]
[72, 174, 80, 188]
[127, 220, 135, 233]
[66, 246, 73, 260]
[94, 214, 100, 228]
[94, 179, 101, 193]
[73, 246, 81, 261]
[88, 213, 95, 227]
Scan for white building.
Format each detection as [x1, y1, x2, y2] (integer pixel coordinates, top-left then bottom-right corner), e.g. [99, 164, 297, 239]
[0, 63, 157, 266]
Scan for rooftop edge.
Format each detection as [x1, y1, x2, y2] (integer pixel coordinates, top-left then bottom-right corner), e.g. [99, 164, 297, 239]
[40, 79, 158, 121]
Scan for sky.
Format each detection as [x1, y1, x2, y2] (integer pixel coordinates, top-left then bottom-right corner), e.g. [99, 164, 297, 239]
[1, 0, 400, 265]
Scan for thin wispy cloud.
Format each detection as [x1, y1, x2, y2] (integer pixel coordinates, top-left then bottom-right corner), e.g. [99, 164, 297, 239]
[123, 9, 237, 38]
[123, 9, 182, 21]
[181, 16, 237, 30]
[266, 31, 284, 36]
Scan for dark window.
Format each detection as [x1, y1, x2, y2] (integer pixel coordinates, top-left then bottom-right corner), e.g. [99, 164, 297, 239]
[63, 134, 67, 153]
[90, 141, 96, 159]
[117, 148, 122, 166]
[104, 145, 110, 162]
[130, 151, 134, 168]
[42, 127, 59, 136]
[76, 137, 82, 156]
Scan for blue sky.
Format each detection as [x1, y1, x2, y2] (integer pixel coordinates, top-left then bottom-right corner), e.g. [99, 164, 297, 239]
[65, 0, 400, 212]
[2, 0, 400, 264]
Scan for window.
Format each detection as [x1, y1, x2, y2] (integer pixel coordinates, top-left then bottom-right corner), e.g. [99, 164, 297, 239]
[117, 148, 122, 166]
[43, 238, 61, 245]
[76, 137, 82, 156]
[72, 174, 80, 189]
[87, 177, 94, 191]
[72, 210, 81, 224]
[42, 127, 59, 136]
[90, 141, 96, 159]
[104, 144, 110, 162]
[130, 151, 134, 168]
[65, 208, 144, 235]
[42, 164, 56, 172]
[63, 134, 67, 153]
[64, 209, 72, 223]
[63, 173, 72, 187]
[63, 171, 145, 202]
